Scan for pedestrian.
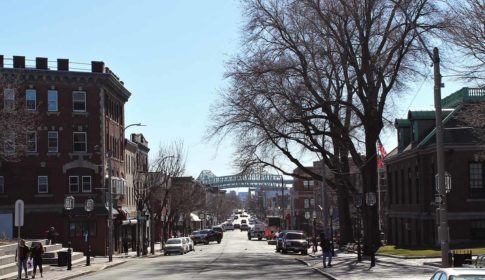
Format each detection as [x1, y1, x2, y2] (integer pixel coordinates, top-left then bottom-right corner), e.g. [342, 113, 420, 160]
[15, 239, 30, 280]
[320, 232, 332, 268]
[30, 242, 44, 278]
[46, 227, 55, 245]
[123, 238, 129, 257]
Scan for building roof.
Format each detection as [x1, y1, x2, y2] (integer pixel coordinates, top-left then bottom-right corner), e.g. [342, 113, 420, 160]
[442, 87, 485, 108]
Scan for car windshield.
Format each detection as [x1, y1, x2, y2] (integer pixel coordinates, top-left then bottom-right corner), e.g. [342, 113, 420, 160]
[213, 227, 222, 232]
[286, 233, 306, 240]
[191, 231, 199, 235]
[200, 230, 211, 234]
[166, 239, 181, 244]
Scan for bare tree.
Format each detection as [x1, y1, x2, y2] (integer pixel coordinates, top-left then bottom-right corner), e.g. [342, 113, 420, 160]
[444, 0, 485, 82]
[0, 72, 39, 162]
[209, 0, 444, 255]
[133, 141, 185, 254]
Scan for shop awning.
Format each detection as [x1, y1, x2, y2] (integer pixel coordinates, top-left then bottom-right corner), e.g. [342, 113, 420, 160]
[190, 213, 201, 222]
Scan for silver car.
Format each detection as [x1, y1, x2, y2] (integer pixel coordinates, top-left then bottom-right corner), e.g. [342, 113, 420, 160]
[164, 238, 186, 255]
[430, 268, 485, 279]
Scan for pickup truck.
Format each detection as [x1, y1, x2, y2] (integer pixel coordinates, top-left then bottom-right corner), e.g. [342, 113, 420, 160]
[248, 223, 266, 240]
[191, 229, 222, 244]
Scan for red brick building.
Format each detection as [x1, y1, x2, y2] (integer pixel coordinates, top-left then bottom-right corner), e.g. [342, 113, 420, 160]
[385, 87, 485, 248]
[0, 55, 131, 255]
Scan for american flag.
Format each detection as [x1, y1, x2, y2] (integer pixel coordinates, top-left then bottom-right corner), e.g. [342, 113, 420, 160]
[377, 139, 387, 168]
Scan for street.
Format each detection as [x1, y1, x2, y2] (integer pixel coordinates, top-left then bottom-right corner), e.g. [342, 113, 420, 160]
[74, 230, 321, 280]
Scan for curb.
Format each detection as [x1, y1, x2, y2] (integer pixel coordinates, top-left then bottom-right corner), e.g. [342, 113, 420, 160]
[55, 260, 127, 280]
[295, 258, 311, 266]
[376, 253, 442, 260]
[312, 267, 339, 280]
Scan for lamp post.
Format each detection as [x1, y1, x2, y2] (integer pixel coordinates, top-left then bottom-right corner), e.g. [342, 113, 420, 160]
[329, 207, 335, 256]
[106, 122, 145, 262]
[64, 196, 75, 270]
[84, 198, 94, 266]
[366, 192, 377, 267]
[354, 193, 363, 262]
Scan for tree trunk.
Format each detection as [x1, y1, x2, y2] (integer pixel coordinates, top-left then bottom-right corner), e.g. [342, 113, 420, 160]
[150, 216, 155, 254]
[336, 185, 353, 244]
[362, 128, 381, 255]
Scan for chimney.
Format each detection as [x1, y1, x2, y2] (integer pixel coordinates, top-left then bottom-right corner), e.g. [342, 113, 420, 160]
[36, 57, 48, 70]
[57, 59, 69, 71]
[91, 61, 105, 73]
[0, 55, 3, 68]
[13, 56, 25, 68]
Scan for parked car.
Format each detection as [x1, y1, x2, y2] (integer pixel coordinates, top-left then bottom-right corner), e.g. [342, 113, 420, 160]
[429, 268, 485, 279]
[164, 238, 186, 255]
[275, 230, 291, 252]
[212, 226, 224, 238]
[183, 237, 194, 251]
[281, 231, 308, 255]
[191, 229, 222, 244]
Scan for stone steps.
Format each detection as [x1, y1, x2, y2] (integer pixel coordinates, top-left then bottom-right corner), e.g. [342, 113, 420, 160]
[0, 240, 84, 279]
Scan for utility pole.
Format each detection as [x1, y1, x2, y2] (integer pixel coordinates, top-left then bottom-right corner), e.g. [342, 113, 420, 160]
[433, 47, 450, 267]
[107, 151, 113, 262]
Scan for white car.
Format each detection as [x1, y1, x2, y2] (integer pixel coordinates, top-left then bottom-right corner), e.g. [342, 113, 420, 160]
[225, 223, 234, 230]
[164, 238, 186, 255]
[430, 268, 485, 279]
[183, 237, 194, 251]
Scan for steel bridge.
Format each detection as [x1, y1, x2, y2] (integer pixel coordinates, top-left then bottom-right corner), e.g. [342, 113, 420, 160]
[196, 169, 293, 190]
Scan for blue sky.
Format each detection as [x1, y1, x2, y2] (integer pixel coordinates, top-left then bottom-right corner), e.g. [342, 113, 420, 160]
[0, 1, 469, 178]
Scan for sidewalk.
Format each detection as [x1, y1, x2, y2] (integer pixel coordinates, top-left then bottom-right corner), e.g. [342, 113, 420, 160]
[299, 252, 439, 280]
[13, 243, 164, 280]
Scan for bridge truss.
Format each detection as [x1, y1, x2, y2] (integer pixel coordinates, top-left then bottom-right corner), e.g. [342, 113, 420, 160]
[196, 169, 293, 190]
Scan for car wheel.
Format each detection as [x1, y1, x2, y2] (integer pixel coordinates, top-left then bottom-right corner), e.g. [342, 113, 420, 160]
[282, 249, 287, 254]
[217, 239, 221, 244]
[205, 241, 209, 245]
[302, 250, 308, 255]
[164, 252, 168, 256]
[258, 237, 262, 241]
[276, 248, 280, 252]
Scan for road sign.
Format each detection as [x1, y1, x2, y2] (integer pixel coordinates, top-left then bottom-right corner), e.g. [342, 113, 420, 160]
[14, 200, 24, 227]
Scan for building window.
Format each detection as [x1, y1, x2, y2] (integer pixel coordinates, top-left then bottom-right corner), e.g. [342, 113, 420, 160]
[3, 132, 15, 153]
[0, 176, 4, 193]
[3, 89, 15, 110]
[69, 222, 96, 237]
[48, 90, 58, 112]
[470, 163, 483, 189]
[82, 176, 92, 192]
[303, 180, 314, 189]
[471, 220, 485, 239]
[72, 91, 86, 112]
[38, 176, 48, 193]
[69, 176, 79, 193]
[304, 198, 309, 208]
[73, 132, 87, 152]
[26, 89, 36, 111]
[310, 198, 315, 207]
[48, 131, 58, 152]
[26, 132, 37, 152]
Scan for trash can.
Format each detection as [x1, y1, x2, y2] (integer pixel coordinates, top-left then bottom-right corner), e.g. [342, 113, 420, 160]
[57, 251, 68, 266]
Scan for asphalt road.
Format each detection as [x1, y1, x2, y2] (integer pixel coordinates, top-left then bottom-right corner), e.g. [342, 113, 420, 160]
[74, 230, 321, 280]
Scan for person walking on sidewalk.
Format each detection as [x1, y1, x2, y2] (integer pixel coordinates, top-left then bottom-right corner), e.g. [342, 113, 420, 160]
[15, 239, 30, 280]
[30, 242, 44, 278]
[320, 232, 332, 268]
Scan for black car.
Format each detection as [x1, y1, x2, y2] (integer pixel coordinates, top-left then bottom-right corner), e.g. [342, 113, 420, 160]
[191, 229, 222, 245]
[281, 231, 308, 255]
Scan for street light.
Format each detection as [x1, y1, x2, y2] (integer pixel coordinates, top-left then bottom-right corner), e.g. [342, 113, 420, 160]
[354, 193, 363, 262]
[329, 207, 335, 256]
[84, 198, 94, 266]
[107, 122, 145, 262]
[64, 196, 75, 271]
